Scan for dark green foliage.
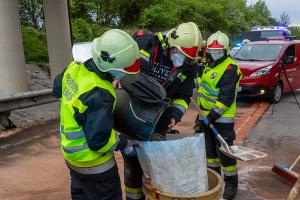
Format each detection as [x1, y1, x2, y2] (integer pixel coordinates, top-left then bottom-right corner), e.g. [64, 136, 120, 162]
[72, 18, 111, 42]
[19, 0, 44, 29]
[290, 26, 300, 38]
[72, 18, 93, 42]
[19, 0, 279, 66]
[21, 26, 48, 64]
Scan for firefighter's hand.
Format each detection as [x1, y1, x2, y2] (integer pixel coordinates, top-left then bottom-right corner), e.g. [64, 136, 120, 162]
[168, 118, 176, 129]
[112, 80, 121, 88]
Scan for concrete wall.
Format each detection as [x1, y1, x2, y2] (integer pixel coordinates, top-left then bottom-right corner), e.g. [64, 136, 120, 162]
[43, 0, 72, 81]
[0, 0, 28, 96]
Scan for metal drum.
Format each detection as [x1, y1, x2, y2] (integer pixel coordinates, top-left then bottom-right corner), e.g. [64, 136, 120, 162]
[113, 89, 169, 141]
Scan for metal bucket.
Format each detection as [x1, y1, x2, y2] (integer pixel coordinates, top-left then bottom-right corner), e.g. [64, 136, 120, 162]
[142, 168, 223, 200]
[113, 89, 169, 141]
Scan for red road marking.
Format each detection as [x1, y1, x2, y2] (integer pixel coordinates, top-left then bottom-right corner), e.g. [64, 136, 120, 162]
[174, 100, 270, 141]
[235, 102, 270, 141]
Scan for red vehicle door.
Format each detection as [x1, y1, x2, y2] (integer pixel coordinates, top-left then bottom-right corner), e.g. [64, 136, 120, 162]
[293, 43, 300, 89]
[281, 44, 297, 92]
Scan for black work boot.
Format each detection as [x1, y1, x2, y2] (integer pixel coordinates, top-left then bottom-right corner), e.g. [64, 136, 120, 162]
[223, 175, 238, 200]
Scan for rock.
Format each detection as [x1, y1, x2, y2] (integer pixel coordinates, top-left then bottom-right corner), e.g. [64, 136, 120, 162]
[0, 123, 5, 131]
[26, 64, 52, 91]
[0, 114, 10, 128]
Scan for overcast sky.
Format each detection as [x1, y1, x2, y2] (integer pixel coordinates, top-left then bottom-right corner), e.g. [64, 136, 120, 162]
[247, 0, 300, 25]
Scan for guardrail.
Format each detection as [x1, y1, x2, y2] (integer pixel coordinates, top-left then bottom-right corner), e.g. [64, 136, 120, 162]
[0, 89, 57, 113]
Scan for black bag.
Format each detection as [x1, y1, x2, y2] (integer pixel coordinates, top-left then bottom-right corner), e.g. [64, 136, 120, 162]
[120, 72, 167, 103]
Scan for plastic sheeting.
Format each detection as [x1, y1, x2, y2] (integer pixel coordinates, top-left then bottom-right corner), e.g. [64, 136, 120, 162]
[72, 42, 92, 63]
[136, 134, 208, 196]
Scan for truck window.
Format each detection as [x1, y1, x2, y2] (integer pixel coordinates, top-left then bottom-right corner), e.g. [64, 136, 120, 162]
[284, 45, 295, 60]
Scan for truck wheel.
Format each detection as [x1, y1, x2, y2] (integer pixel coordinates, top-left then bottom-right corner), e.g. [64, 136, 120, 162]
[269, 82, 283, 104]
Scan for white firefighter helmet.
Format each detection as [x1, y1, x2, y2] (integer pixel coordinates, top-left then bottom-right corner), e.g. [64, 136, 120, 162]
[166, 22, 203, 59]
[91, 29, 140, 74]
[207, 31, 230, 55]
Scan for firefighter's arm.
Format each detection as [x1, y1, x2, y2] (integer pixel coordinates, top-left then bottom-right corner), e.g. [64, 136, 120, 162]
[171, 98, 190, 121]
[52, 68, 66, 99]
[79, 88, 127, 152]
[207, 65, 239, 122]
[171, 67, 195, 123]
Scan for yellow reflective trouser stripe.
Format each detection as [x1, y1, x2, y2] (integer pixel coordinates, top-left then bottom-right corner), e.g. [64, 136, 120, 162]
[73, 99, 88, 113]
[222, 165, 238, 172]
[207, 158, 221, 164]
[177, 72, 187, 81]
[207, 158, 221, 167]
[125, 186, 142, 194]
[216, 101, 229, 111]
[139, 49, 150, 58]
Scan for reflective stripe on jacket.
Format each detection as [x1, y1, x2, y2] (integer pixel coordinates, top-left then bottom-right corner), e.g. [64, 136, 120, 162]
[197, 57, 242, 121]
[60, 61, 118, 171]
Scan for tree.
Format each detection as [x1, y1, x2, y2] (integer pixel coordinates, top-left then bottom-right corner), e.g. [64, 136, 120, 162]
[252, 0, 271, 18]
[289, 26, 300, 38]
[18, 0, 279, 65]
[19, 0, 44, 29]
[22, 26, 48, 64]
[70, 0, 94, 22]
[72, 18, 93, 42]
[249, 0, 276, 26]
[279, 12, 291, 26]
[139, 1, 179, 30]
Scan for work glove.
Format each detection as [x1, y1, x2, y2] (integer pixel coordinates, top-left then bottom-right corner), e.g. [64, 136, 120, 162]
[207, 109, 221, 123]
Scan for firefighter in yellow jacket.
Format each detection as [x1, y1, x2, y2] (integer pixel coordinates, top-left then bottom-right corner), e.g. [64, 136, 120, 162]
[196, 31, 242, 200]
[53, 29, 140, 200]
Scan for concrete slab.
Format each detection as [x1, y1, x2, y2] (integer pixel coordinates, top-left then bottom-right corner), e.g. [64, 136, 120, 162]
[9, 102, 59, 128]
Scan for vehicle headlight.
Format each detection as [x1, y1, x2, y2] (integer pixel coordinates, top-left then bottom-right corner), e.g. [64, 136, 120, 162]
[250, 66, 273, 77]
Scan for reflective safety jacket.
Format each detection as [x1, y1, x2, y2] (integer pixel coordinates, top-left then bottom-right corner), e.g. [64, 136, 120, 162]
[197, 56, 242, 124]
[133, 31, 196, 116]
[59, 61, 119, 174]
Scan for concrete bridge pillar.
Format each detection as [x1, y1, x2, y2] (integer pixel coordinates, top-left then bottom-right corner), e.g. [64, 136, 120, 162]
[43, 0, 72, 80]
[0, 0, 28, 96]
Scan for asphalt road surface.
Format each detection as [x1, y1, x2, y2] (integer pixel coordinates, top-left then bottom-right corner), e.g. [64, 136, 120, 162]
[1, 91, 300, 200]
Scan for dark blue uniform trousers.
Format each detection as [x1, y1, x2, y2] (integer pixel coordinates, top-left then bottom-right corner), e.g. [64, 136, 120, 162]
[70, 165, 122, 200]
